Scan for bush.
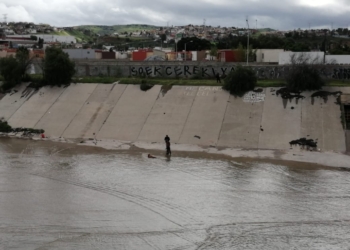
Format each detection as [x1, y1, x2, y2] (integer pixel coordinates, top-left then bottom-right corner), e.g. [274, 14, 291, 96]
[0, 57, 22, 91]
[0, 120, 12, 133]
[140, 80, 154, 91]
[223, 65, 257, 96]
[43, 47, 75, 86]
[0, 47, 33, 91]
[285, 53, 325, 92]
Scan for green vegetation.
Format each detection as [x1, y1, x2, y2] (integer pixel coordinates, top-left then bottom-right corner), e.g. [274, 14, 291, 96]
[70, 76, 349, 88]
[0, 47, 33, 91]
[285, 53, 325, 91]
[216, 31, 350, 54]
[223, 66, 257, 96]
[177, 37, 212, 51]
[42, 47, 76, 87]
[0, 119, 44, 134]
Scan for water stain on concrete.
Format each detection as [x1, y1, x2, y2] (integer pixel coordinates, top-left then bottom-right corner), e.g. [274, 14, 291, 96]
[160, 84, 173, 97]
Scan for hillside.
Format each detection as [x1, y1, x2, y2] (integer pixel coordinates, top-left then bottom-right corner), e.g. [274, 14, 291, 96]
[48, 24, 158, 43]
[75, 24, 158, 35]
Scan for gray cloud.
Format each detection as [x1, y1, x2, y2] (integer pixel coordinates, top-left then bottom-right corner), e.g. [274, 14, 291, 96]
[0, 0, 349, 30]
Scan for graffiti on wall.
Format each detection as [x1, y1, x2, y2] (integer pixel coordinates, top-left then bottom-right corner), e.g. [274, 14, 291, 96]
[130, 66, 235, 77]
[73, 62, 350, 80]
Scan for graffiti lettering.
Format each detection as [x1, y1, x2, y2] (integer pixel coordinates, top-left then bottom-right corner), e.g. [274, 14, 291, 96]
[145, 67, 152, 76]
[202, 68, 210, 77]
[130, 66, 137, 76]
[165, 66, 172, 76]
[174, 66, 182, 76]
[184, 65, 191, 76]
[154, 66, 162, 76]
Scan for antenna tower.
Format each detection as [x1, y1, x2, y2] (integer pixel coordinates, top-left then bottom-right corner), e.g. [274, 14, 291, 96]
[3, 14, 7, 24]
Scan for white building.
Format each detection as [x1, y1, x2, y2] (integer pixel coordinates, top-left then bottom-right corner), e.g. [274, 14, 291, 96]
[63, 49, 96, 59]
[325, 55, 350, 65]
[256, 49, 285, 64]
[279, 51, 325, 65]
[7, 34, 76, 43]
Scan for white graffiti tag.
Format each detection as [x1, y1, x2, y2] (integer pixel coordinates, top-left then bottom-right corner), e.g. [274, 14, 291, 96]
[243, 92, 265, 103]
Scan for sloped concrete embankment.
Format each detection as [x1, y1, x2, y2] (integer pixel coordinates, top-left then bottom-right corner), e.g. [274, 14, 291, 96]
[0, 83, 348, 153]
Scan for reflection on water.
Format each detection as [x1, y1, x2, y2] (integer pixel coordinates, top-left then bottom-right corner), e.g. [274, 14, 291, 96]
[0, 138, 349, 249]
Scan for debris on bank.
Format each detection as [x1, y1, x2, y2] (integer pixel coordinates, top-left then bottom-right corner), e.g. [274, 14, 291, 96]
[0, 118, 45, 138]
[289, 137, 318, 151]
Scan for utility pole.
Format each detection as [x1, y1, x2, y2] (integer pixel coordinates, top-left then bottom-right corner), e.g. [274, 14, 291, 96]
[3, 14, 7, 25]
[246, 17, 249, 66]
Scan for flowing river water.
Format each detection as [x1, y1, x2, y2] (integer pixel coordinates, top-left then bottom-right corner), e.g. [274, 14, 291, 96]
[0, 138, 350, 249]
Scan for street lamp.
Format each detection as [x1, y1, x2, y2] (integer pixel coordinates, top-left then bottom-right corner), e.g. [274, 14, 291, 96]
[246, 18, 249, 66]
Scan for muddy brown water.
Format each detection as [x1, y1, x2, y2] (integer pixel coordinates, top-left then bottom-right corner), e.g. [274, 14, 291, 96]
[0, 138, 349, 249]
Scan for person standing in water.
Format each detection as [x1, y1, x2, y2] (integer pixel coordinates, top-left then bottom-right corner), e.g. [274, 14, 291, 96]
[164, 135, 171, 156]
[164, 135, 170, 143]
[166, 140, 171, 156]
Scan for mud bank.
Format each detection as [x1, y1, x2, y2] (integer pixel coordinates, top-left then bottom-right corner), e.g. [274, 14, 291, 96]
[2, 132, 349, 169]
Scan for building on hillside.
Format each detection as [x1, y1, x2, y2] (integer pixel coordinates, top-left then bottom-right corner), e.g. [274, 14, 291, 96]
[153, 47, 173, 60]
[29, 49, 45, 59]
[132, 49, 153, 61]
[95, 50, 102, 59]
[101, 51, 115, 59]
[115, 51, 128, 60]
[6, 34, 76, 43]
[63, 49, 96, 59]
[256, 49, 285, 64]
[191, 50, 206, 61]
[6, 48, 17, 57]
[217, 49, 246, 62]
[0, 49, 7, 58]
[279, 51, 324, 65]
[205, 50, 217, 61]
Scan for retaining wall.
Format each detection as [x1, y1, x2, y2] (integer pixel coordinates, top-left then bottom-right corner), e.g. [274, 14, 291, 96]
[1, 83, 348, 153]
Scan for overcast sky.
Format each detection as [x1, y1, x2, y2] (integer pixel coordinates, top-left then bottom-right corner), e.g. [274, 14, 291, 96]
[1, 0, 350, 30]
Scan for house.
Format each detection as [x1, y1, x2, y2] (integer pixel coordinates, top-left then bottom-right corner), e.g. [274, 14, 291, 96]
[29, 49, 45, 59]
[101, 51, 115, 59]
[5, 48, 17, 57]
[256, 49, 285, 64]
[0, 49, 7, 58]
[63, 49, 96, 59]
[132, 49, 153, 61]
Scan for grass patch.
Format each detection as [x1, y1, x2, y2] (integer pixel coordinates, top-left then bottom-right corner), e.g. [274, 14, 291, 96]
[73, 76, 119, 84]
[326, 80, 350, 87]
[11, 75, 350, 88]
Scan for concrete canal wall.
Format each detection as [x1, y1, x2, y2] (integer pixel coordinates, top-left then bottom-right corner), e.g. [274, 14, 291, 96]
[0, 83, 348, 152]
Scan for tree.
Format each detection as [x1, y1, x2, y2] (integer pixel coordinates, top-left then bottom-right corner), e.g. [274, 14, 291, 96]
[160, 34, 167, 42]
[285, 53, 325, 92]
[43, 47, 75, 86]
[177, 37, 212, 51]
[16, 47, 32, 79]
[0, 47, 32, 91]
[223, 65, 257, 96]
[209, 46, 218, 60]
[0, 57, 21, 91]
